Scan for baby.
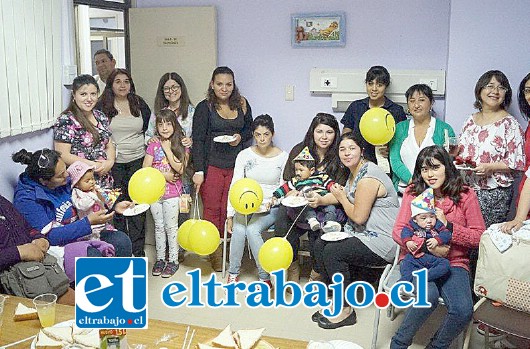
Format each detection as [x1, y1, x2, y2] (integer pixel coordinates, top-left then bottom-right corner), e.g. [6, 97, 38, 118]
[272, 147, 340, 232]
[67, 161, 117, 240]
[400, 187, 451, 283]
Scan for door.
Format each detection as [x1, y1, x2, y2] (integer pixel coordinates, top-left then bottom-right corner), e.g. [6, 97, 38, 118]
[129, 6, 217, 108]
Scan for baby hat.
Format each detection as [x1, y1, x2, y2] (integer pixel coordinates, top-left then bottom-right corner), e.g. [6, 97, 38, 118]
[411, 187, 435, 217]
[67, 161, 95, 188]
[293, 146, 314, 162]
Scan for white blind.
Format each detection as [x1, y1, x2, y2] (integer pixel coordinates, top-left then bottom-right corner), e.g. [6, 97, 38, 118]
[0, 0, 62, 138]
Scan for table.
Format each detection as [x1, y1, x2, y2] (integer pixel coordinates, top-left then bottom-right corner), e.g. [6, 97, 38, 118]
[0, 295, 308, 348]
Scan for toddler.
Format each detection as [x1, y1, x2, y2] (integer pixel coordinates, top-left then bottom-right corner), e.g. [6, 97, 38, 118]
[143, 109, 189, 278]
[67, 161, 117, 240]
[400, 188, 451, 283]
[272, 147, 340, 232]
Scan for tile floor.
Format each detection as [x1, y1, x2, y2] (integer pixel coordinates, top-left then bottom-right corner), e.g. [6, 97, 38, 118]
[143, 244, 504, 349]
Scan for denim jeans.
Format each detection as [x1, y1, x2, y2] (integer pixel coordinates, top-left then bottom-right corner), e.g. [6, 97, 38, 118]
[87, 230, 133, 257]
[150, 197, 180, 263]
[390, 266, 473, 349]
[228, 207, 278, 280]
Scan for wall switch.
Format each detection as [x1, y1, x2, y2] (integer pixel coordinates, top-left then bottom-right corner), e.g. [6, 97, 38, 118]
[285, 84, 294, 101]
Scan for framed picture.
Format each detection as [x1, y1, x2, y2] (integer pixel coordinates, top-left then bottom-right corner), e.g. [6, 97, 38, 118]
[291, 12, 346, 48]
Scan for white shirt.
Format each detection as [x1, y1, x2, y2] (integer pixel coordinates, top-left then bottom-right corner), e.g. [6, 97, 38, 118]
[398, 117, 436, 191]
[94, 75, 106, 96]
[226, 147, 288, 217]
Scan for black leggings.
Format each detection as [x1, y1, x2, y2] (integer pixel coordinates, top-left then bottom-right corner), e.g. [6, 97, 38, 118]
[313, 236, 387, 286]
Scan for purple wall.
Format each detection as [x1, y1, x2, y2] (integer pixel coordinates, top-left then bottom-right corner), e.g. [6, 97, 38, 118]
[445, 0, 530, 133]
[136, 0, 451, 150]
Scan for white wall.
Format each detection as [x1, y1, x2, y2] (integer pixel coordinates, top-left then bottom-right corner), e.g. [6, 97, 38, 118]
[445, 0, 530, 132]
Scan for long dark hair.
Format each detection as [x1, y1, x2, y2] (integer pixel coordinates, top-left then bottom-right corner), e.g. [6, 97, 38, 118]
[207, 66, 242, 111]
[518, 73, 530, 120]
[97, 68, 142, 119]
[12, 148, 61, 181]
[63, 74, 100, 144]
[154, 72, 192, 120]
[303, 113, 344, 182]
[410, 145, 467, 204]
[155, 109, 192, 178]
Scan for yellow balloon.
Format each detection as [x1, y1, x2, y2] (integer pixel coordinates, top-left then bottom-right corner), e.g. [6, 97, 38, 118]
[189, 220, 220, 256]
[359, 107, 396, 145]
[128, 168, 166, 204]
[178, 219, 198, 251]
[228, 178, 263, 215]
[258, 237, 293, 273]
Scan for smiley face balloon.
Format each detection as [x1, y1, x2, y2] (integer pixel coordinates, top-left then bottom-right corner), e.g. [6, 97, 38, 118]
[229, 178, 263, 215]
[359, 107, 396, 145]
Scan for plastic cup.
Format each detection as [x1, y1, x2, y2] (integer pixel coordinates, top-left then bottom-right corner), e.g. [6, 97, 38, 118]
[33, 293, 57, 327]
[445, 136, 459, 156]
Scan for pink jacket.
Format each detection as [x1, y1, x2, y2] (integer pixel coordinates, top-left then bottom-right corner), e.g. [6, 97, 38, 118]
[393, 187, 486, 271]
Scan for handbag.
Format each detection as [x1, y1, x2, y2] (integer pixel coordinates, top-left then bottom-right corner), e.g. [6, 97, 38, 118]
[474, 229, 530, 313]
[0, 253, 70, 298]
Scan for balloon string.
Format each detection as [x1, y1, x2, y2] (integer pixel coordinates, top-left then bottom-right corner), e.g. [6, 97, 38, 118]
[194, 192, 201, 220]
[283, 204, 309, 240]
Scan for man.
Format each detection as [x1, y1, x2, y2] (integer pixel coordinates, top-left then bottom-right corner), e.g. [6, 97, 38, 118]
[93, 49, 116, 95]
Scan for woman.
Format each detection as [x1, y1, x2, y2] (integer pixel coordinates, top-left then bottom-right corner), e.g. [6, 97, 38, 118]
[517, 73, 530, 207]
[54, 74, 115, 189]
[226, 115, 288, 286]
[148, 72, 196, 233]
[276, 113, 347, 283]
[341, 66, 407, 164]
[310, 131, 399, 329]
[146, 72, 195, 147]
[0, 194, 75, 305]
[12, 149, 133, 259]
[192, 66, 253, 271]
[458, 70, 525, 228]
[390, 145, 485, 348]
[96, 69, 151, 257]
[390, 84, 455, 193]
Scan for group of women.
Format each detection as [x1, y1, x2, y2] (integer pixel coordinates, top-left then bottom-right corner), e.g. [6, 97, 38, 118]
[2, 61, 530, 348]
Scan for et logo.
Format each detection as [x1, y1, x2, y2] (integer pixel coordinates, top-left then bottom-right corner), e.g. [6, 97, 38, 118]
[228, 178, 263, 215]
[75, 258, 148, 329]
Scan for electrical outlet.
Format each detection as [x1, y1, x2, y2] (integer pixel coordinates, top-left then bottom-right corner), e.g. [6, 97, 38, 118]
[285, 84, 294, 101]
[321, 77, 337, 89]
[420, 78, 438, 91]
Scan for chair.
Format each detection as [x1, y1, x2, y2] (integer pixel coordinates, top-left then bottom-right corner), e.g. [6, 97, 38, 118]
[473, 298, 530, 348]
[371, 247, 465, 349]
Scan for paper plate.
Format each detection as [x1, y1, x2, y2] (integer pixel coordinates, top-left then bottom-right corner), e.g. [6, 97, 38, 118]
[321, 232, 351, 242]
[204, 339, 275, 349]
[213, 135, 237, 143]
[453, 163, 474, 171]
[281, 196, 308, 208]
[123, 203, 150, 216]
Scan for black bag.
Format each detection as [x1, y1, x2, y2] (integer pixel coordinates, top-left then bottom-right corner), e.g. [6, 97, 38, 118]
[0, 253, 70, 298]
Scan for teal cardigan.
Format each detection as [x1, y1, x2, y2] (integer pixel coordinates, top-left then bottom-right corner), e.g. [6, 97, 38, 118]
[389, 117, 455, 190]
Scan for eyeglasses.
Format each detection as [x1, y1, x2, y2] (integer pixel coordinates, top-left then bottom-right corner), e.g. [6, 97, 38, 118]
[37, 149, 52, 169]
[163, 85, 181, 93]
[523, 88, 530, 95]
[484, 84, 508, 93]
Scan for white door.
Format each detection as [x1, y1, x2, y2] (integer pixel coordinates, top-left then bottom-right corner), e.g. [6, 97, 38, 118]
[129, 6, 217, 108]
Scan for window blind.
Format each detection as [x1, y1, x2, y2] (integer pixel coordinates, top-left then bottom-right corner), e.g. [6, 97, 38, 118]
[0, 0, 62, 138]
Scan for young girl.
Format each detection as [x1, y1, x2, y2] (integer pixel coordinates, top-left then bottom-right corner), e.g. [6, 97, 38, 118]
[143, 109, 189, 277]
[67, 161, 118, 240]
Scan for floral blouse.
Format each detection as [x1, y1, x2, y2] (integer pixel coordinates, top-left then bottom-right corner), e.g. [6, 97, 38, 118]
[459, 114, 525, 190]
[53, 110, 114, 189]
